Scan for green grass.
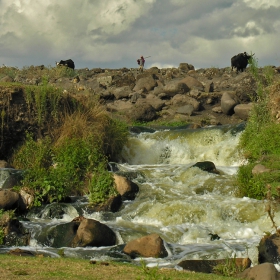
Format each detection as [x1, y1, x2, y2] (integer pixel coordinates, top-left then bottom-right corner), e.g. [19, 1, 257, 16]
[0, 254, 242, 280]
[236, 56, 280, 199]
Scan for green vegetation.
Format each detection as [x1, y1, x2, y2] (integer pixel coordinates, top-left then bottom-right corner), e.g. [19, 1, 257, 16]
[0, 254, 242, 280]
[236, 56, 280, 199]
[213, 255, 246, 277]
[8, 82, 128, 206]
[0, 210, 16, 245]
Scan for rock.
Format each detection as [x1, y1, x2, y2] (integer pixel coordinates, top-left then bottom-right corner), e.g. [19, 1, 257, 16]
[178, 258, 251, 274]
[8, 248, 36, 257]
[0, 189, 20, 210]
[106, 100, 134, 113]
[192, 161, 219, 174]
[111, 86, 132, 100]
[180, 75, 204, 90]
[163, 80, 190, 97]
[234, 103, 253, 120]
[1, 218, 30, 246]
[178, 63, 195, 72]
[90, 195, 123, 212]
[177, 104, 194, 116]
[128, 102, 157, 122]
[252, 164, 271, 175]
[133, 75, 157, 91]
[113, 174, 139, 200]
[0, 160, 13, 168]
[221, 91, 239, 115]
[238, 262, 280, 280]
[123, 233, 168, 258]
[71, 218, 116, 247]
[258, 233, 280, 264]
[0, 168, 24, 190]
[171, 94, 200, 111]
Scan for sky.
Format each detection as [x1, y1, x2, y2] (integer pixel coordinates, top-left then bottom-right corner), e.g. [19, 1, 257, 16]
[0, 0, 280, 70]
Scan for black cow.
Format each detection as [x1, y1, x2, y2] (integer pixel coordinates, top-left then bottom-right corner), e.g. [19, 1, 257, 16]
[231, 52, 254, 72]
[56, 59, 75, 70]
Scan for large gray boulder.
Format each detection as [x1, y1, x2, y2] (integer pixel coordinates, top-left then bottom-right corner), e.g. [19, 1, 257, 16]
[221, 91, 239, 115]
[163, 80, 190, 97]
[234, 103, 253, 120]
[133, 75, 157, 91]
[128, 102, 157, 122]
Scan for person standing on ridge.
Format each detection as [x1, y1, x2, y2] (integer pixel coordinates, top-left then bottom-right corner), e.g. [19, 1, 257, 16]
[137, 56, 145, 72]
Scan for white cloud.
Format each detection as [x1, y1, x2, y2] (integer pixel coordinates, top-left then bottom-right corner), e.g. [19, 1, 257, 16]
[243, 0, 280, 9]
[0, 0, 279, 68]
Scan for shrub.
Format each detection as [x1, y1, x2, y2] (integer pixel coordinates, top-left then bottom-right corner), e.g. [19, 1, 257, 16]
[11, 97, 128, 206]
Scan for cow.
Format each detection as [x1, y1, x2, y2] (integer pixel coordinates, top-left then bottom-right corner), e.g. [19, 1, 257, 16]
[56, 59, 75, 70]
[231, 52, 254, 73]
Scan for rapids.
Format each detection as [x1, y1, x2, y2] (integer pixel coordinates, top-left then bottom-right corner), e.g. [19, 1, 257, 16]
[1, 123, 275, 268]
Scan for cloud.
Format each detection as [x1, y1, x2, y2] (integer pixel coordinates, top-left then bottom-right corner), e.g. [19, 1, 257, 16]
[0, 0, 279, 69]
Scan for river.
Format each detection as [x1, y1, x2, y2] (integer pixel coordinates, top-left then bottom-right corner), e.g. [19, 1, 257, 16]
[1, 123, 275, 269]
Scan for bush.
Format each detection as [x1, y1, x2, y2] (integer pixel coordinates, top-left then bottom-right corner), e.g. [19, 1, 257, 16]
[11, 97, 128, 206]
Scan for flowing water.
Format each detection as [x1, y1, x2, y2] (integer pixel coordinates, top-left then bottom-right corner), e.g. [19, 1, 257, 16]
[2, 123, 277, 268]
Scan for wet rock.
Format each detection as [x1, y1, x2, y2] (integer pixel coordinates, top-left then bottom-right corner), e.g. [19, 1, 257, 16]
[90, 195, 123, 212]
[114, 174, 139, 200]
[192, 161, 219, 174]
[123, 233, 168, 258]
[258, 233, 280, 264]
[71, 218, 116, 247]
[0, 189, 20, 210]
[0, 168, 23, 190]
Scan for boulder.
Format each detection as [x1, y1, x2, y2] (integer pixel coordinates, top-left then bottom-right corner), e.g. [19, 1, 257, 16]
[180, 76, 204, 90]
[90, 195, 123, 212]
[0, 216, 30, 246]
[0, 168, 23, 190]
[133, 75, 157, 91]
[0, 189, 20, 210]
[177, 104, 194, 116]
[178, 63, 195, 72]
[171, 94, 200, 111]
[238, 262, 280, 280]
[123, 233, 168, 258]
[258, 233, 280, 264]
[113, 174, 139, 200]
[111, 86, 132, 100]
[163, 80, 190, 97]
[234, 103, 253, 120]
[71, 218, 116, 247]
[192, 161, 219, 174]
[221, 91, 239, 115]
[106, 100, 134, 113]
[178, 258, 251, 274]
[252, 164, 271, 175]
[128, 102, 157, 122]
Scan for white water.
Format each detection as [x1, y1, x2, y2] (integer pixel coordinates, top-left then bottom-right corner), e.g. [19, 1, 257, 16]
[4, 124, 276, 268]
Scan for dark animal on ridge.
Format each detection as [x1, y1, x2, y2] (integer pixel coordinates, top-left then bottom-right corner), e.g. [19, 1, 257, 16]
[231, 52, 254, 73]
[56, 59, 75, 70]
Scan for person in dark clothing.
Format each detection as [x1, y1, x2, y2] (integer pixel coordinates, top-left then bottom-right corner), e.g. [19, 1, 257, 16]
[137, 56, 145, 72]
